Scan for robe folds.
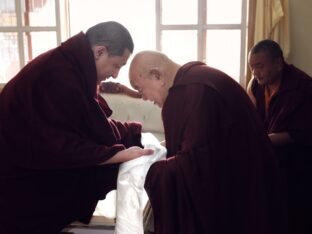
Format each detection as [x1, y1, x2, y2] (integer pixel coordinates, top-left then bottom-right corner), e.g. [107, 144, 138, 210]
[0, 32, 142, 234]
[144, 62, 287, 234]
[250, 63, 312, 234]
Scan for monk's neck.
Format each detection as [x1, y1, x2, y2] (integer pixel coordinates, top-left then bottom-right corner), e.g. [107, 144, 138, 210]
[266, 82, 280, 96]
[265, 73, 283, 97]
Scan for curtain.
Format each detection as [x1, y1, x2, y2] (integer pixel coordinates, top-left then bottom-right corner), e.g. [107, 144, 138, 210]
[245, 0, 290, 87]
[246, 0, 257, 88]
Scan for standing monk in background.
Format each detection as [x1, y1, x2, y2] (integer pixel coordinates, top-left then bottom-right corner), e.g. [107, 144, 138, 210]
[129, 51, 287, 234]
[0, 21, 153, 234]
[247, 39, 312, 234]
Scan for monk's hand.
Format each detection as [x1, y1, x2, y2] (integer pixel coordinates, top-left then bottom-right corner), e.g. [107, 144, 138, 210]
[268, 132, 294, 146]
[119, 146, 154, 162]
[102, 146, 154, 164]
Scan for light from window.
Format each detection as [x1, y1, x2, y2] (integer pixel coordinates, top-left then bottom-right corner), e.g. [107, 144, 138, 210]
[162, 0, 198, 25]
[206, 0, 242, 24]
[23, 31, 57, 63]
[161, 30, 198, 65]
[0, 32, 19, 83]
[206, 29, 241, 80]
[70, 0, 247, 86]
[21, 0, 56, 26]
[0, 0, 16, 26]
[0, 0, 59, 83]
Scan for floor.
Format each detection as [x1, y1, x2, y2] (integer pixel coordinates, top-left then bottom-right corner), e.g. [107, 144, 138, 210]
[64, 227, 114, 234]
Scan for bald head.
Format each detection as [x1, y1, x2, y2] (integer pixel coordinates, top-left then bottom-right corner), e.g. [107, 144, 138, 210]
[131, 50, 168, 65]
[129, 51, 169, 78]
[128, 51, 180, 107]
[129, 50, 179, 86]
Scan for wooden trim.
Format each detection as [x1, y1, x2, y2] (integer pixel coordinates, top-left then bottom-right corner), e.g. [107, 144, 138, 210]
[245, 0, 257, 88]
[0, 83, 5, 92]
[24, 0, 33, 60]
[99, 82, 142, 99]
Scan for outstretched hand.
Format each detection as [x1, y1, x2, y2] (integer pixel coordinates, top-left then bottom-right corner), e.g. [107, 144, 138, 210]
[102, 146, 154, 164]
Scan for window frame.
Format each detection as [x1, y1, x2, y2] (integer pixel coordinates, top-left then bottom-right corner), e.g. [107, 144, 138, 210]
[156, 0, 248, 86]
[0, 0, 67, 86]
[1, 0, 248, 88]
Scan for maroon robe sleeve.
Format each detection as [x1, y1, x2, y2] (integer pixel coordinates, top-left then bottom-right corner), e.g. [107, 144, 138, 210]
[108, 119, 143, 147]
[31, 78, 125, 169]
[98, 94, 143, 148]
[280, 84, 312, 145]
[1, 70, 142, 170]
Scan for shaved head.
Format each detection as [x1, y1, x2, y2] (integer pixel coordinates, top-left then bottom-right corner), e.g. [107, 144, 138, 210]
[128, 50, 181, 107]
[129, 51, 169, 83]
[130, 50, 169, 67]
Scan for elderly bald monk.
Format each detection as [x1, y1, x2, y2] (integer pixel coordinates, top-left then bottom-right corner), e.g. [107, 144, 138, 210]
[129, 51, 287, 234]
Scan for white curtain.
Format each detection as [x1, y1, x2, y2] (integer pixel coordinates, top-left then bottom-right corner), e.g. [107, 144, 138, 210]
[254, 0, 290, 59]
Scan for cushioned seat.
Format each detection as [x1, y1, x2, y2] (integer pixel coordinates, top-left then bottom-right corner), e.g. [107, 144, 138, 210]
[101, 93, 164, 141]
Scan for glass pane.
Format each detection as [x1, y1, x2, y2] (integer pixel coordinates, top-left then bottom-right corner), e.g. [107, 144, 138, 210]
[0, 33, 20, 83]
[0, 0, 17, 26]
[161, 30, 197, 65]
[206, 30, 241, 82]
[23, 32, 57, 63]
[22, 0, 56, 26]
[162, 0, 197, 25]
[207, 0, 242, 24]
[69, 0, 155, 50]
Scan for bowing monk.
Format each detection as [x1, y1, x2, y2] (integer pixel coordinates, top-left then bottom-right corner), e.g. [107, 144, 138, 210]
[247, 39, 312, 234]
[129, 51, 287, 234]
[0, 22, 153, 234]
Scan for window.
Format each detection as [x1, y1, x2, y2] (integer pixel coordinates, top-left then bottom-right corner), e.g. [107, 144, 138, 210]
[0, 0, 65, 83]
[68, 0, 157, 87]
[1, 0, 248, 87]
[69, 0, 248, 86]
[158, 0, 248, 85]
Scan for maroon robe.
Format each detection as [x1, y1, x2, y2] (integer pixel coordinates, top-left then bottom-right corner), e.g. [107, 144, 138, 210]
[250, 63, 312, 234]
[145, 62, 287, 234]
[0, 33, 142, 234]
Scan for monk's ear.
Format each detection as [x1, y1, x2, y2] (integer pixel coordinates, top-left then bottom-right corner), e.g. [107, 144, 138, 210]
[150, 68, 166, 86]
[275, 57, 284, 72]
[93, 45, 107, 60]
[149, 68, 161, 80]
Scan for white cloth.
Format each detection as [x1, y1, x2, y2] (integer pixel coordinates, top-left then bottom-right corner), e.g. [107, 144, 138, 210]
[114, 132, 166, 234]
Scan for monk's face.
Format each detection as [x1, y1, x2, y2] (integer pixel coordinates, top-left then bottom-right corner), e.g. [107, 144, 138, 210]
[94, 46, 131, 84]
[248, 50, 282, 86]
[129, 67, 167, 107]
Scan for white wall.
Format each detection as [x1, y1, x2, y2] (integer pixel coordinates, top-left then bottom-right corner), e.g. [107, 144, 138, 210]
[288, 0, 312, 76]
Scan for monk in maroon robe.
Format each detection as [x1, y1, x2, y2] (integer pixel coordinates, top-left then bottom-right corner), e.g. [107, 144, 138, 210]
[128, 51, 287, 234]
[0, 22, 152, 234]
[247, 39, 312, 234]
